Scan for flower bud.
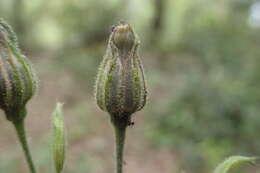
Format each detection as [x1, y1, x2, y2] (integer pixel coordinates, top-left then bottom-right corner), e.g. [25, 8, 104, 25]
[0, 19, 37, 122]
[95, 21, 147, 117]
[52, 103, 66, 173]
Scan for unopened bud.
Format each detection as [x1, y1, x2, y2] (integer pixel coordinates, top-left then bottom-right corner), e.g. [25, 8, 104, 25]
[52, 103, 66, 173]
[95, 21, 147, 117]
[0, 19, 37, 122]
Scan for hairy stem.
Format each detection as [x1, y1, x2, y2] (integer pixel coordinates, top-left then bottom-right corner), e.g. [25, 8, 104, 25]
[114, 124, 126, 173]
[111, 115, 130, 173]
[13, 119, 37, 173]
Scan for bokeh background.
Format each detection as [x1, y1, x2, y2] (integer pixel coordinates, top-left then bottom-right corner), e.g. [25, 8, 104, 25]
[0, 0, 260, 172]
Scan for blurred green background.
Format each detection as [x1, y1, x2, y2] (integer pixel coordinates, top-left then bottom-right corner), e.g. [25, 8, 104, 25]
[0, 0, 260, 172]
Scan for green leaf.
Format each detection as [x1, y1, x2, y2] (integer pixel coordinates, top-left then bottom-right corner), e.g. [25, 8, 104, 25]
[52, 103, 66, 173]
[213, 156, 257, 173]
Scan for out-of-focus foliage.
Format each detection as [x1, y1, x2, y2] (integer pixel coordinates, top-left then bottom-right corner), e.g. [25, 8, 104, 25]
[0, 0, 260, 173]
[145, 0, 260, 171]
[213, 156, 256, 173]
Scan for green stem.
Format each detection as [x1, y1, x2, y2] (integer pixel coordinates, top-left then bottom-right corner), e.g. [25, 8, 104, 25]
[13, 119, 37, 173]
[111, 114, 130, 173]
[114, 124, 126, 173]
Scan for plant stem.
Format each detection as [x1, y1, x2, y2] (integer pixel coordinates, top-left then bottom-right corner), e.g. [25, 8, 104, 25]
[13, 119, 37, 173]
[114, 124, 126, 173]
[111, 115, 129, 173]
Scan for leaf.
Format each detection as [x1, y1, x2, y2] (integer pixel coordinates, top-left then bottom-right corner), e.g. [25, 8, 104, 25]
[213, 156, 257, 173]
[52, 102, 66, 173]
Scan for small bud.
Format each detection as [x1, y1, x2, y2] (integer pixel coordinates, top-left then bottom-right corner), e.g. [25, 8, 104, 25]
[112, 21, 135, 50]
[95, 21, 147, 117]
[0, 19, 37, 122]
[52, 103, 66, 173]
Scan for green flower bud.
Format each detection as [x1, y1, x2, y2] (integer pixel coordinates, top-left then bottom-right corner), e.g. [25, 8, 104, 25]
[52, 103, 66, 173]
[95, 21, 147, 117]
[0, 19, 37, 122]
